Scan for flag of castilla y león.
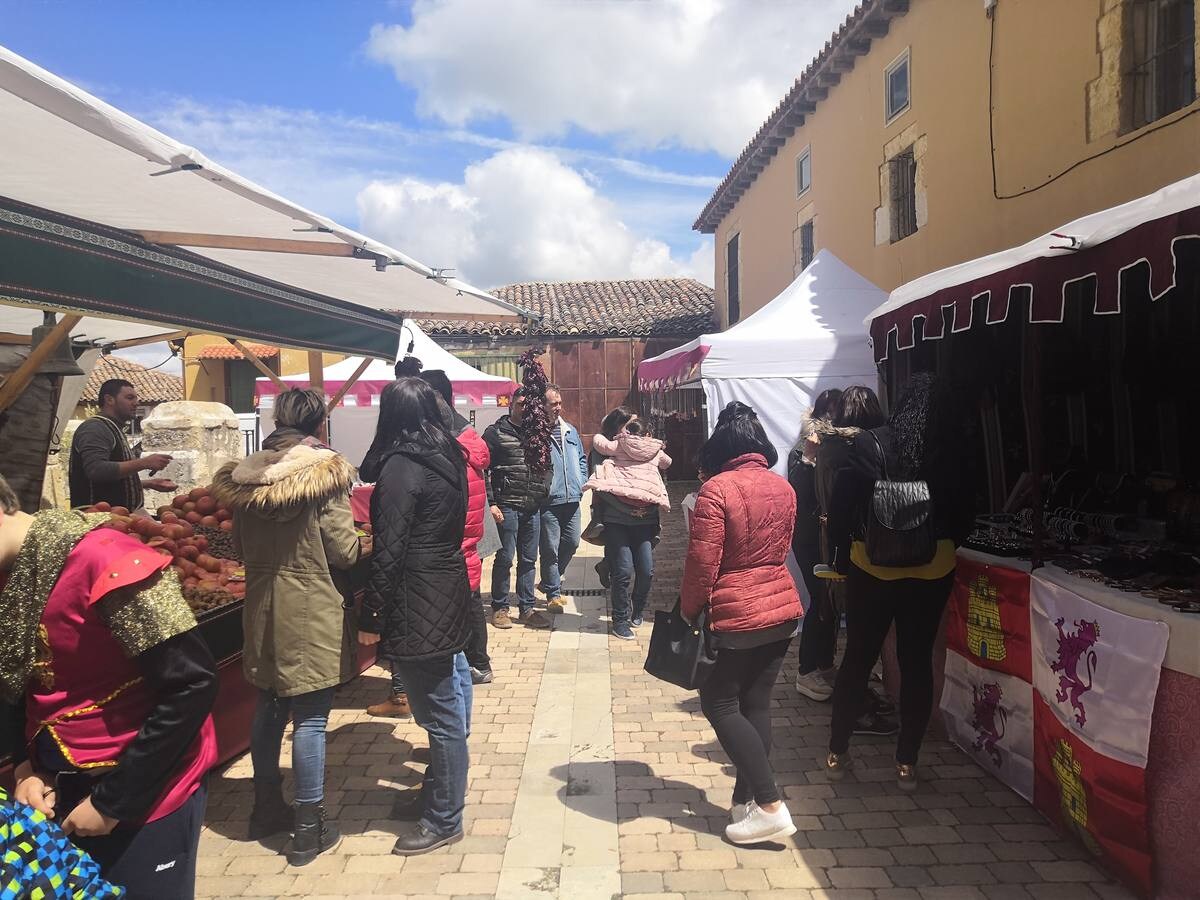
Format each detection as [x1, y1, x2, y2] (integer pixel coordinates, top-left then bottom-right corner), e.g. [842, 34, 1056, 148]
[941, 556, 1168, 897]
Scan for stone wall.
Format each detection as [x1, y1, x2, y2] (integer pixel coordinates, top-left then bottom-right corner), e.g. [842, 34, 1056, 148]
[140, 401, 242, 509]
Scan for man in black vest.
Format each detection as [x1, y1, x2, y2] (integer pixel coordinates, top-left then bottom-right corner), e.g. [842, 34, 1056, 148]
[483, 388, 552, 630]
[69, 379, 175, 510]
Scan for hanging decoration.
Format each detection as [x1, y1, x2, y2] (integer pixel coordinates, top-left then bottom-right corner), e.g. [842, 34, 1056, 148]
[517, 347, 552, 475]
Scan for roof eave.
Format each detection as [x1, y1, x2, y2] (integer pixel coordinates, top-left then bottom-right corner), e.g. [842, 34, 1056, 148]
[694, 0, 910, 234]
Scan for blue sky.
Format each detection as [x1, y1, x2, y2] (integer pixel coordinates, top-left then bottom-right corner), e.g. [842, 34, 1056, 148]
[1, 0, 857, 295]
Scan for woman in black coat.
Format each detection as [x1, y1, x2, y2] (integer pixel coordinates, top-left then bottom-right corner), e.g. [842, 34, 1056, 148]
[359, 377, 472, 857]
[823, 374, 975, 792]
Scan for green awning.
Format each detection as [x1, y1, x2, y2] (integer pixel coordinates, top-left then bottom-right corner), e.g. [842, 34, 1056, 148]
[0, 198, 402, 358]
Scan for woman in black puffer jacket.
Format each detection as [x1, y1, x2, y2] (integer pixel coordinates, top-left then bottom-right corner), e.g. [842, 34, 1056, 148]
[359, 377, 472, 857]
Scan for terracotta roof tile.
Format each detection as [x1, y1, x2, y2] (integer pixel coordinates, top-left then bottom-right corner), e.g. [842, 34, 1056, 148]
[81, 355, 183, 404]
[194, 343, 280, 360]
[417, 278, 714, 339]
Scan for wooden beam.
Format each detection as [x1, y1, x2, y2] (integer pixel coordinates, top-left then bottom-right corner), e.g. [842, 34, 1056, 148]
[307, 351, 325, 390]
[325, 357, 375, 414]
[135, 231, 357, 257]
[108, 330, 189, 350]
[230, 339, 286, 390]
[0, 315, 82, 413]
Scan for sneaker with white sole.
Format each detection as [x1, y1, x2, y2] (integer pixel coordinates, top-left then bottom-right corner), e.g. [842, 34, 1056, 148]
[724, 801, 796, 845]
[730, 802, 750, 823]
[795, 669, 834, 702]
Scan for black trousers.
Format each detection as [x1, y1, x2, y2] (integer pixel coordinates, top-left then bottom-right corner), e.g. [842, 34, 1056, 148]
[698, 638, 792, 806]
[796, 544, 838, 674]
[74, 782, 206, 900]
[830, 564, 953, 764]
[466, 589, 491, 672]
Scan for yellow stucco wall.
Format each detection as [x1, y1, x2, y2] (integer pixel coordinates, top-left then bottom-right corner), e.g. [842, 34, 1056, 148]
[182, 334, 344, 403]
[712, 0, 1200, 327]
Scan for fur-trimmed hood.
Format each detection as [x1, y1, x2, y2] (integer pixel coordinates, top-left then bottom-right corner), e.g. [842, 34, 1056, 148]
[809, 417, 865, 441]
[212, 444, 355, 521]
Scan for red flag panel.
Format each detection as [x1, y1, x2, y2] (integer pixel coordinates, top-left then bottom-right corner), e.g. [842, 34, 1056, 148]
[946, 558, 1032, 682]
[1032, 693, 1152, 898]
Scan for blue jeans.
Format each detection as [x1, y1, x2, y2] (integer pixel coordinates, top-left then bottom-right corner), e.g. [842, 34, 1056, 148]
[491, 506, 540, 613]
[394, 652, 473, 836]
[604, 523, 656, 626]
[539, 502, 581, 599]
[251, 686, 335, 805]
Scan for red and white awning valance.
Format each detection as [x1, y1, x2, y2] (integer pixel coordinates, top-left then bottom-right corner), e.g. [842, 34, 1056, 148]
[637, 339, 710, 391]
[867, 173, 1200, 363]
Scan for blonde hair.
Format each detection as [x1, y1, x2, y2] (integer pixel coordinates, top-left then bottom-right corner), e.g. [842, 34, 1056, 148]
[274, 388, 327, 436]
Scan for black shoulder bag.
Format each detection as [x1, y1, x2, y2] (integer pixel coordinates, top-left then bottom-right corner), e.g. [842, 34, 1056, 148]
[644, 599, 717, 690]
[863, 432, 937, 568]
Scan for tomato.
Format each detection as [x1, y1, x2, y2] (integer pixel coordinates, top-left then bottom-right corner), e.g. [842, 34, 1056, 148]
[110, 506, 129, 517]
[195, 497, 217, 516]
[189, 487, 209, 501]
[172, 495, 188, 509]
[219, 519, 234, 533]
[178, 545, 199, 561]
[200, 515, 219, 528]
[93, 501, 112, 512]
[184, 511, 203, 524]
[215, 509, 232, 522]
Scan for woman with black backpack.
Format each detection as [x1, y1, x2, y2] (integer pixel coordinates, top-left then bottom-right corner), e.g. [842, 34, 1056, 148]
[822, 373, 974, 791]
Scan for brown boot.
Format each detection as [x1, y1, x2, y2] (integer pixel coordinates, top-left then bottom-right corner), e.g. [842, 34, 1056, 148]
[366, 693, 412, 719]
[491, 608, 513, 629]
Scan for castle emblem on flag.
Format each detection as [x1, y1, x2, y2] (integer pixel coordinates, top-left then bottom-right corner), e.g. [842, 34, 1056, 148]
[969, 682, 1007, 767]
[1050, 617, 1100, 727]
[1051, 740, 1101, 855]
[966, 575, 1006, 662]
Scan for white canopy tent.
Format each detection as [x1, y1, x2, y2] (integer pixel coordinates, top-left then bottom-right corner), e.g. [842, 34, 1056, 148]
[638, 250, 884, 474]
[255, 319, 515, 406]
[0, 45, 525, 350]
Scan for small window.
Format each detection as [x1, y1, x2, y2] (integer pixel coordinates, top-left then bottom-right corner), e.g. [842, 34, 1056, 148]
[889, 147, 917, 243]
[1126, 0, 1196, 131]
[796, 146, 812, 196]
[799, 219, 815, 270]
[885, 49, 911, 122]
[726, 233, 741, 325]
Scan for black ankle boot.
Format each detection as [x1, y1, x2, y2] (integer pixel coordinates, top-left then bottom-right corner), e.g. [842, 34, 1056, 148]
[248, 780, 292, 840]
[287, 802, 341, 866]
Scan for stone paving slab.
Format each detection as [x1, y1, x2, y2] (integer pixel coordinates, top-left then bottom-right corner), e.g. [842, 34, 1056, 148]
[197, 485, 1132, 899]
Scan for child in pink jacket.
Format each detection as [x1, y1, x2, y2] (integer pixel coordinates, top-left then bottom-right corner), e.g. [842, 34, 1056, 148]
[584, 419, 672, 510]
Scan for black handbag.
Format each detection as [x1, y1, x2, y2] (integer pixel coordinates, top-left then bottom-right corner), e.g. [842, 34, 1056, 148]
[863, 432, 937, 568]
[644, 599, 717, 690]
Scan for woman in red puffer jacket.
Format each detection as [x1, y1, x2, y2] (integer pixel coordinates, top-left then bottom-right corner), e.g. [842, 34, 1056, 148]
[682, 401, 802, 847]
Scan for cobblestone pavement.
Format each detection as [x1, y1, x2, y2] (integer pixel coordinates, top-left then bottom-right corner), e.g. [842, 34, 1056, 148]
[197, 484, 1132, 899]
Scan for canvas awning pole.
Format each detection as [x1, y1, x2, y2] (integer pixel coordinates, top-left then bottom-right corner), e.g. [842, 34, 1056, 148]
[109, 330, 189, 349]
[325, 357, 375, 414]
[308, 352, 325, 390]
[0, 314, 81, 413]
[230, 339, 287, 390]
[1021, 323, 1047, 570]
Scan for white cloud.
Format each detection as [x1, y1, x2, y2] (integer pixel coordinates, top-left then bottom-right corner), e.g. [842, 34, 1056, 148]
[110, 344, 183, 376]
[367, 0, 859, 156]
[358, 148, 712, 288]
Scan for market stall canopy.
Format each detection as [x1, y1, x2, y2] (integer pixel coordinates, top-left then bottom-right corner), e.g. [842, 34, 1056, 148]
[638, 250, 883, 390]
[637, 250, 884, 475]
[0, 45, 527, 356]
[867, 171, 1200, 363]
[255, 319, 516, 406]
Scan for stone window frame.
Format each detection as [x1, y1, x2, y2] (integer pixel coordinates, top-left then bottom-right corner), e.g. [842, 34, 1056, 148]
[875, 125, 929, 247]
[796, 145, 813, 198]
[884, 47, 912, 125]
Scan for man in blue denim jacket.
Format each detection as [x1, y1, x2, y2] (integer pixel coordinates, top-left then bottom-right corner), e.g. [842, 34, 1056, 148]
[539, 385, 588, 614]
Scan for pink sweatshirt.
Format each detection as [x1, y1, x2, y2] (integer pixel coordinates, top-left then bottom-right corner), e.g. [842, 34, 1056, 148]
[584, 432, 672, 510]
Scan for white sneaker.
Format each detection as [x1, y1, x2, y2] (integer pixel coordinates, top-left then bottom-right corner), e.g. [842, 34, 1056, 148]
[795, 669, 834, 702]
[730, 802, 750, 823]
[724, 801, 796, 845]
